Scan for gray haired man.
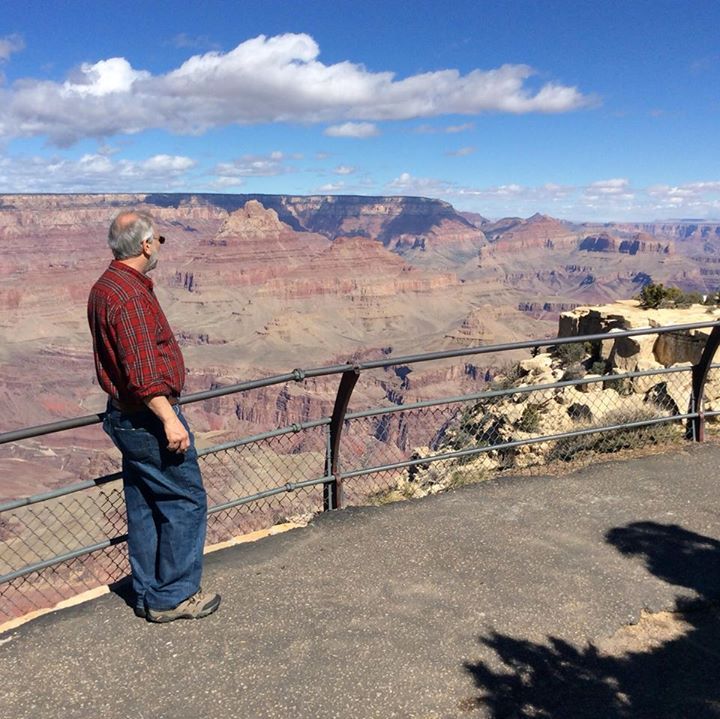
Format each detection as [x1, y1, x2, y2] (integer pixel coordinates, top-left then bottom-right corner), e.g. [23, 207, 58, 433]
[88, 210, 220, 622]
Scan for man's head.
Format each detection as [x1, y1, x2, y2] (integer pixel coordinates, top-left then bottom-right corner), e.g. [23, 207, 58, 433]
[108, 211, 165, 273]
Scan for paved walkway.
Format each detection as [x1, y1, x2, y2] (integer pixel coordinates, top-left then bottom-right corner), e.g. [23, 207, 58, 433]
[2, 444, 720, 718]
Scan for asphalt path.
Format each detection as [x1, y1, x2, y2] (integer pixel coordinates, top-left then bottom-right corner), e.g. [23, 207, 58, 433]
[2, 444, 720, 718]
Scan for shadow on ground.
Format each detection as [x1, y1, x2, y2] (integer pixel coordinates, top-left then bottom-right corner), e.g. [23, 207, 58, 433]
[463, 523, 720, 718]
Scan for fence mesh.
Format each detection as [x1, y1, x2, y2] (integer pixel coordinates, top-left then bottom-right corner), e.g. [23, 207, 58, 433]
[200, 429, 327, 541]
[0, 425, 328, 623]
[339, 366, 693, 503]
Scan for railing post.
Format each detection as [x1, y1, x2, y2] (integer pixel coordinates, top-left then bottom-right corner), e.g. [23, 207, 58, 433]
[688, 324, 720, 441]
[325, 365, 360, 510]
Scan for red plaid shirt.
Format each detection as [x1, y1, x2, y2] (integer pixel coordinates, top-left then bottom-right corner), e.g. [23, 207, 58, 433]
[88, 260, 185, 403]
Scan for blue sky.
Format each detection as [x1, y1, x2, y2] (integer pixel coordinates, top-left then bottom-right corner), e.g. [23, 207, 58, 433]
[1, 0, 718, 221]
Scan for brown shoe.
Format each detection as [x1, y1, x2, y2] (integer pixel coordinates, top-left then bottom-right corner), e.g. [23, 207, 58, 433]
[146, 589, 221, 623]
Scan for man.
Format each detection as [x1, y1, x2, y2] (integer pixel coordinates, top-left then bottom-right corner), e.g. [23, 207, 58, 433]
[88, 210, 220, 623]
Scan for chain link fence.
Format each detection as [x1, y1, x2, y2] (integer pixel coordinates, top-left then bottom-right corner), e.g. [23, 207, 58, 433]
[2, 322, 719, 624]
[335, 366, 697, 506]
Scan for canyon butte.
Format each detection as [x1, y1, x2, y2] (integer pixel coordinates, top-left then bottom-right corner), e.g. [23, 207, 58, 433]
[1, 192, 719, 498]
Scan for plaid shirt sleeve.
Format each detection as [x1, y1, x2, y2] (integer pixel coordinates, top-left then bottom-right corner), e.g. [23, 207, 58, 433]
[114, 296, 176, 401]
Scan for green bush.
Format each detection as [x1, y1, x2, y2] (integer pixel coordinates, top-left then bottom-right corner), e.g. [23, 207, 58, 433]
[676, 291, 704, 307]
[562, 362, 586, 381]
[603, 376, 634, 396]
[518, 404, 542, 433]
[637, 282, 704, 309]
[555, 342, 585, 364]
[489, 361, 523, 390]
[548, 406, 679, 462]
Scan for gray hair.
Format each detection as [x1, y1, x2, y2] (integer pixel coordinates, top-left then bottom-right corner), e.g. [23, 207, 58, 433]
[108, 211, 154, 260]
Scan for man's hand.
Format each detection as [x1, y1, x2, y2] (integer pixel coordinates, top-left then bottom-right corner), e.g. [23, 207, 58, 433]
[144, 395, 190, 453]
[163, 413, 190, 453]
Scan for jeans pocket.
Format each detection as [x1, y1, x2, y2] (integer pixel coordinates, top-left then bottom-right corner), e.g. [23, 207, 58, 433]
[111, 426, 159, 463]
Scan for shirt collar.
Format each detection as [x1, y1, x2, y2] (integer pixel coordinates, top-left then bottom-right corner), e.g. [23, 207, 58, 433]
[109, 259, 154, 291]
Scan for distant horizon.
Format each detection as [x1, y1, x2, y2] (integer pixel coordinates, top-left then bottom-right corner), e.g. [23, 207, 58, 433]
[2, 189, 718, 227]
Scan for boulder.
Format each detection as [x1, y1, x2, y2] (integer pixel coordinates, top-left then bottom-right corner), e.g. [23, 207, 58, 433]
[519, 353, 553, 377]
[609, 334, 656, 372]
[655, 330, 710, 367]
[631, 357, 666, 394]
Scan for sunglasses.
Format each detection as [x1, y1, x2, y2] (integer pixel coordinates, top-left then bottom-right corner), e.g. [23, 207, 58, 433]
[147, 234, 166, 244]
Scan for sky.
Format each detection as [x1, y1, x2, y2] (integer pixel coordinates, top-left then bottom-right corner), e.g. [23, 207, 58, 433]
[0, 0, 719, 221]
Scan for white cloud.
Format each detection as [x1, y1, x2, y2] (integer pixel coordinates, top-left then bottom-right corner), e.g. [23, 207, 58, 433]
[645, 181, 720, 213]
[318, 181, 346, 192]
[334, 165, 355, 175]
[0, 152, 196, 192]
[386, 172, 453, 196]
[583, 178, 634, 202]
[446, 122, 475, 133]
[211, 176, 244, 189]
[63, 57, 150, 97]
[0, 34, 24, 62]
[414, 122, 475, 134]
[324, 122, 379, 138]
[649, 181, 720, 197]
[382, 174, 720, 221]
[213, 151, 295, 178]
[446, 146, 475, 157]
[588, 178, 630, 192]
[0, 33, 595, 146]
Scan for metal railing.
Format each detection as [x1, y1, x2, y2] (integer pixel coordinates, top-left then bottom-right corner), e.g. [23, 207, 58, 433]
[2, 320, 720, 623]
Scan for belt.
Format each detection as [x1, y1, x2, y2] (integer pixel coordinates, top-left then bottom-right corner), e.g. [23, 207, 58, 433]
[111, 396, 179, 413]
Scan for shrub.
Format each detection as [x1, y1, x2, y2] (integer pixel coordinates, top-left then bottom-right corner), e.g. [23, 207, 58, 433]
[675, 291, 704, 307]
[518, 404, 542, 433]
[490, 361, 523, 390]
[637, 282, 704, 309]
[562, 362, 586, 381]
[555, 342, 586, 364]
[548, 406, 680, 462]
[603, 376, 634, 396]
[590, 360, 609, 375]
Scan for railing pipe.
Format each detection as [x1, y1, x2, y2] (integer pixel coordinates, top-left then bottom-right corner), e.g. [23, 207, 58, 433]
[2, 320, 718, 447]
[0, 535, 128, 585]
[325, 366, 360, 510]
[0, 472, 122, 513]
[345, 365, 691, 421]
[0, 474, 336, 586]
[355, 321, 720, 371]
[689, 324, 720, 441]
[340, 412, 696, 479]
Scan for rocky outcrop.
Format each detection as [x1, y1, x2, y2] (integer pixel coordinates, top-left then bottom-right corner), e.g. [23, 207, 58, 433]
[485, 213, 579, 251]
[558, 300, 717, 344]
[396, 301, 720, 491]
[557, 300, 720, 415]
[259, 235, 459, 300]
[213, 200, 291, 239]
[579, 232, 673, 255]
[460, 211, 490, 227]
[620, 221, 720, 243]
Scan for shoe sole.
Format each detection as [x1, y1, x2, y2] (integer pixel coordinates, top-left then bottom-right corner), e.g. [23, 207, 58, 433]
[146, 596, 221, 623]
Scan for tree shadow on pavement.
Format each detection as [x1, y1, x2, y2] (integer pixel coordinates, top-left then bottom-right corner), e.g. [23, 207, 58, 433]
[462, 523, 720, 718]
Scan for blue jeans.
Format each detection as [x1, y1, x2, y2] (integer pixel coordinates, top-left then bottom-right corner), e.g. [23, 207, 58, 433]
[103, 402, 207, 611]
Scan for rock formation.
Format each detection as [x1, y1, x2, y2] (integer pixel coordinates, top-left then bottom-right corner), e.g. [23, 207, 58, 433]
[394, 300, 720, 497]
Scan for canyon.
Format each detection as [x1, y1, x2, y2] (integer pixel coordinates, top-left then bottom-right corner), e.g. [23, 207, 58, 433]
[1, 193, 719, 500]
